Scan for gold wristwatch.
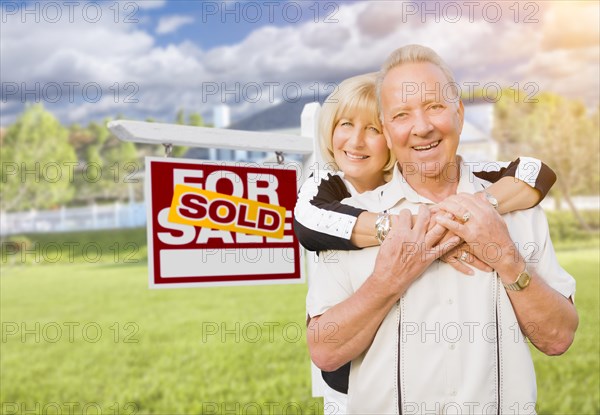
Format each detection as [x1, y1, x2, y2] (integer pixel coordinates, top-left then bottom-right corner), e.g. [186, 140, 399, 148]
[503, 266, 531, 291]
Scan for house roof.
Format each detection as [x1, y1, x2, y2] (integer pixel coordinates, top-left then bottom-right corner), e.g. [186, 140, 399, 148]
[227, 95, 327, 131]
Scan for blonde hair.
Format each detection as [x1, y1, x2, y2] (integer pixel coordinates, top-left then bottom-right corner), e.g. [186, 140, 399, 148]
[319, 72, 395, 176]
[376, 44, 459, 118]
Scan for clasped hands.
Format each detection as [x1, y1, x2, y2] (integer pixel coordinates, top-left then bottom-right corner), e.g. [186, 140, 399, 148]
[378, 193, 517, 279]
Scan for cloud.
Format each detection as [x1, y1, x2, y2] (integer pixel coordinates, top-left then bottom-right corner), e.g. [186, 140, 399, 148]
[512, 46, 600, 106]
[0, 0, 598, 127]
[135, 0, 166, 10]
[156, 15, 195, 35]
[356, 2, 410, 40]
[541, 2, 600, 51]
[302, 25, 351, 51]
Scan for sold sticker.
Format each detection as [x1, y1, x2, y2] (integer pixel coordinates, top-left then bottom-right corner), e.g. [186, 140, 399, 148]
[168, 185, 286, 239]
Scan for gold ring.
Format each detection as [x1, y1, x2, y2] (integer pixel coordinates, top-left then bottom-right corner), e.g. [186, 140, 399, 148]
[460, 252, 468, 262]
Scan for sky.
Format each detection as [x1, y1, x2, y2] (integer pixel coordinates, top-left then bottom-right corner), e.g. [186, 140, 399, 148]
[1, 0, 599, 127]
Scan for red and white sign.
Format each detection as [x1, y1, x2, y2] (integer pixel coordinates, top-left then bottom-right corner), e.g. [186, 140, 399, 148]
[145, 157, 302, 288]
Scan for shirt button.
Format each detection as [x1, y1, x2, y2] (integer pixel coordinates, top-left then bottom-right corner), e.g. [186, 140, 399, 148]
[450, 389, 457, 397]
[447, 298, 454, 304]
[449, 344, 456, 350]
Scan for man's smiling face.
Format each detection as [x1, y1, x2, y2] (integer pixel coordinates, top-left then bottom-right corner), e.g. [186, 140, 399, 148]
[380, 61, 464, 181]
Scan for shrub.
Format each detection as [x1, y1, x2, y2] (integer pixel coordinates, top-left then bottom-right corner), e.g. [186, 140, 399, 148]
[546, 210, 600, 243]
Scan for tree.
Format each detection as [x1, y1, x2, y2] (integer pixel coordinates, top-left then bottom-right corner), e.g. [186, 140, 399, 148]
[0, 104, 77, 212]
[170, 109, 199, 158]
[494, 91, 599, 230]
[188, 112, 204, 127]
[175, 108, 185, 125]
[72, 119, 141, 203]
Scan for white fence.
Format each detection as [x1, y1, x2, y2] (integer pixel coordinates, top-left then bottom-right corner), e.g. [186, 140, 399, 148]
[0, 202, 146, 236]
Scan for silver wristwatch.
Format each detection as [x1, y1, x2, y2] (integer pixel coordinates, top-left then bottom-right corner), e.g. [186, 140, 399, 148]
[375, 211, 391, 244]
[481, 190, 499, 210]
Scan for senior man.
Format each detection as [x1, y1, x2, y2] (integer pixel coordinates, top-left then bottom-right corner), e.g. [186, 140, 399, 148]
[306, 45, 578, 414]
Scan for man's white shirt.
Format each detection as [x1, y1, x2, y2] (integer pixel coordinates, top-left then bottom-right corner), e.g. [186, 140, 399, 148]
[307, 158, 576, 415]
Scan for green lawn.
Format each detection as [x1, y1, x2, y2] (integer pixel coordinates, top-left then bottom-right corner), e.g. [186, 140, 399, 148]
[530, 248, 600, 415]
[1, 247, 598, 414]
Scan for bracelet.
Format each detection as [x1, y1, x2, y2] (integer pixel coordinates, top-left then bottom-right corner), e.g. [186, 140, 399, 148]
[479, 190, 499, 210]
[375, 211, 391, 244]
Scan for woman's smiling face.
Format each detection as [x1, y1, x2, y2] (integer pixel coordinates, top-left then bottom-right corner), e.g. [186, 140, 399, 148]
[332, 112, 389, 193]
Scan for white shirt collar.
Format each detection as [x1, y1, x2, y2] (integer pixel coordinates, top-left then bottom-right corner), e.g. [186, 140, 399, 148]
[376, 156, 487, 210]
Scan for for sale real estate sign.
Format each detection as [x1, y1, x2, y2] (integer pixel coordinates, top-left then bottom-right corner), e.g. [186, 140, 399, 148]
[145, 157, 302, 288]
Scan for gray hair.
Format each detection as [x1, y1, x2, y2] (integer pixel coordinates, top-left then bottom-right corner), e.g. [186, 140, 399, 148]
[376, 44, 459, 120]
